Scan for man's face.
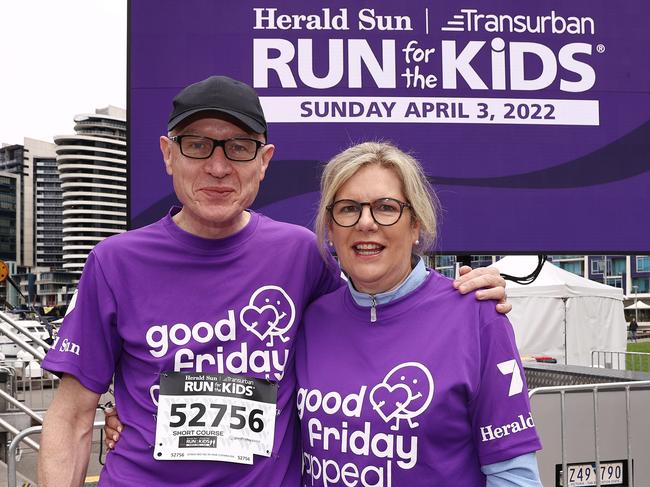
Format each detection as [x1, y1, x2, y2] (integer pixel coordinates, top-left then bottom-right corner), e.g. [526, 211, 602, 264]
[160, 116, 274, 238]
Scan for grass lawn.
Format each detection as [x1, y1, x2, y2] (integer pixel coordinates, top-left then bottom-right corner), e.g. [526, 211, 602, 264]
[628, 341, 650, 353]
[626, 341, 650, 371]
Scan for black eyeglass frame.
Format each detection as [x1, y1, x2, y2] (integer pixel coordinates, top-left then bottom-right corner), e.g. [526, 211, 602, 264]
[168, 135, 266, 162]
[326, 198, 412, 227]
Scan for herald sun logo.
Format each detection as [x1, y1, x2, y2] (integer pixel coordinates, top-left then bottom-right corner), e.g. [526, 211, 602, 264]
[480, 412, 535, 442]
[51, 336, 80, 356]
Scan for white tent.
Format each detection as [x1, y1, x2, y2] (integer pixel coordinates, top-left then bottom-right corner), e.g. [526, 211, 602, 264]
[490, 256, 627, 366]
[624, 301, 650, 310]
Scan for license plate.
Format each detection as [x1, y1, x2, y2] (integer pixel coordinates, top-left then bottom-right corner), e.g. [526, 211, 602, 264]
[562, 462, 624, 486]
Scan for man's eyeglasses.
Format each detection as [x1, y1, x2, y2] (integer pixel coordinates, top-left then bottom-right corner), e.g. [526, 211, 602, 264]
[169, 135, 266, 162]
[327, 198, 412, 227]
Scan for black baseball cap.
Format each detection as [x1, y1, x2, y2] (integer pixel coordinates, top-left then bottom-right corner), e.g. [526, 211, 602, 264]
[167, 76, 267, 135]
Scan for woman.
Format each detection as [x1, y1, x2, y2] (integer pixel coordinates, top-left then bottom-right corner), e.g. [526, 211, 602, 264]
[296, 142, 541, 485]
[103, 142, 539, 485]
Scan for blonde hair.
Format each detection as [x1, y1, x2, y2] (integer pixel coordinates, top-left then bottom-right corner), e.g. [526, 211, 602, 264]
[315, 141, 439, 260]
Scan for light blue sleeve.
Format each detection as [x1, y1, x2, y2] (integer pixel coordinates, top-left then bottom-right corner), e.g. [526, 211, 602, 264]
[481, 453, 543, 486]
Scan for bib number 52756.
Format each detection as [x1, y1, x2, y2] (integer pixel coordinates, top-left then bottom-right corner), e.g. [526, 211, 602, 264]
[169, 402, 265, 432]
[154, 372, 277, 463]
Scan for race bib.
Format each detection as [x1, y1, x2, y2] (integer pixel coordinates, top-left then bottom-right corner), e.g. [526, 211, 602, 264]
[153, 372, 277, 464]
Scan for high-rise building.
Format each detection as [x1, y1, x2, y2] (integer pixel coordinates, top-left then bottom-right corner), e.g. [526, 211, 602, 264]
[0, 143, 29, 269]
[0, 171, 18, 263]
[54, 106, 127, 274]
[0, 138, 78, 306]
[430, 253, 649, 318]
[0, 138, 57, 269]
[35, 148, 64, 268]
[547, 254, 650, 296]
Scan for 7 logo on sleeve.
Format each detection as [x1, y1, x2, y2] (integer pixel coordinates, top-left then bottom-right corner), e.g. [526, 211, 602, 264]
[497, 359, 523, 397]
[154, 372, 277, 464]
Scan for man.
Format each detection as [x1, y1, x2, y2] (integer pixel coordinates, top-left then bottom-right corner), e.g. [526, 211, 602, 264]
[629, 318, 639, 342]
[39, 76, 509, 486]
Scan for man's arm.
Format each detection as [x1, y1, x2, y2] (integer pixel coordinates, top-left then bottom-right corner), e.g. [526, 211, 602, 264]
[454, 265, 512, 314]
[38, 374, 101, 487]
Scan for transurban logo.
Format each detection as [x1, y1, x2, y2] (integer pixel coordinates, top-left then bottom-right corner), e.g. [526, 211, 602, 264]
[479, 412, 535, 442]
[441, 9, 595, 36]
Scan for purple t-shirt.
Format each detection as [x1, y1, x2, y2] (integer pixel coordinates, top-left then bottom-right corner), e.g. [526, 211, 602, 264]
[295, 271, 541, 487]
[42, 209, 341, 486]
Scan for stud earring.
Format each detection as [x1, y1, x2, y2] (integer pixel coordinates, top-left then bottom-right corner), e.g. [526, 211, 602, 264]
[328, 240, 333, 246]
[415, 239, 420, 245]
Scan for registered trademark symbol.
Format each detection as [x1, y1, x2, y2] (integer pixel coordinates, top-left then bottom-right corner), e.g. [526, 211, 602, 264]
[596, 44, 606, 53]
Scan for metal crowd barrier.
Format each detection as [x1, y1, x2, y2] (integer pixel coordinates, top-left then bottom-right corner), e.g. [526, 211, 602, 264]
[530, 380, 650, 487]
[11, 362, 59, 411]
[592, 350, 650, 373]
[6, 421, 105, 487]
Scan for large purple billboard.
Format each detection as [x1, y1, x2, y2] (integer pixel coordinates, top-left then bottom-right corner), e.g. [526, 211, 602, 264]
[129, 0, 650, 253]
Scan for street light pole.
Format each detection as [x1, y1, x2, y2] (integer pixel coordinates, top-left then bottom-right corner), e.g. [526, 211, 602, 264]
[633, 285, 639, 323]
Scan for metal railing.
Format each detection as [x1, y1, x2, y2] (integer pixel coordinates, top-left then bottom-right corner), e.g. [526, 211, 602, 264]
[591, 350, 650, 372]
[0, 310, 52, 359]
[0, 311, 61, 484]
[11, 362, 59, 411]
[0, 387, 43, 423]
[529, 380, 650, 487]
[7, 421, 105, 487]
[0, 311, 59, 410]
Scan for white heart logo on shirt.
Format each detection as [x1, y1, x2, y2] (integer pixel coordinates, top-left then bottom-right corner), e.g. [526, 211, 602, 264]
[369, 362, 435, 431]
[240, 285, 296, 347]
[240, 304, 281, 341]
[369, 383, 413, 423]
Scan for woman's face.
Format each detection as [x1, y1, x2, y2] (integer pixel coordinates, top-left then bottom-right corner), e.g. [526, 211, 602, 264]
[329, 164, 420, 295]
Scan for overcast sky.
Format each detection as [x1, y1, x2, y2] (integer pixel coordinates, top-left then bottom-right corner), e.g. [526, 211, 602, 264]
[0, 0, 126, 146]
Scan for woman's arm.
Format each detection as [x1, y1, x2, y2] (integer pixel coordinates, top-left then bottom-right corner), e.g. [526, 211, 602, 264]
[483, 452, 542, 486]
